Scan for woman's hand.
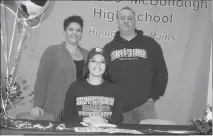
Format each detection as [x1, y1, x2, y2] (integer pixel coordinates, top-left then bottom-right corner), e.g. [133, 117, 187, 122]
[30, 107, 44, 117]
[83, 116, 108, 124]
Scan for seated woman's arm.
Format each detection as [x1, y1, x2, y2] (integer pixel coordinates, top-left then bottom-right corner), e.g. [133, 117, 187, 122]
[63, 83, 84, 123]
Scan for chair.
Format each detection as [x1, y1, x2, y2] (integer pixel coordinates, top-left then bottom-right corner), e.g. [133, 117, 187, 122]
[16, 112, 54, 121]
[139, 119, 177, 125]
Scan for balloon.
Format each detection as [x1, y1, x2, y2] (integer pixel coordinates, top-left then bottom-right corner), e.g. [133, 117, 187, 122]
[0, 0, 54, 117]
[15, 0, 50, 20]
[1, 0, 54, 29]
[25, 13, 44, 28]
[25, 0, 55, 29]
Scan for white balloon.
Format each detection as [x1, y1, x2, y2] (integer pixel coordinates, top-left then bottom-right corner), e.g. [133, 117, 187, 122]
[15, 0, 50, 20]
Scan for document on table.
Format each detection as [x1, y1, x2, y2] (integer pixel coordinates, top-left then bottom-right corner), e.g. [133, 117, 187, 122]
[80, 122, 117, 128]
[152, 129, 197, 134]
[74, 127, 143, 134]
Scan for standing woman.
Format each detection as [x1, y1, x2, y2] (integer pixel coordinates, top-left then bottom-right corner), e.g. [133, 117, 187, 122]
[29, 15, 88, 121]
[63, 48, 124, 124]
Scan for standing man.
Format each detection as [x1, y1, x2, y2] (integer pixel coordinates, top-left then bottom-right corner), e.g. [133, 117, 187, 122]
[103, 6, 168, 124]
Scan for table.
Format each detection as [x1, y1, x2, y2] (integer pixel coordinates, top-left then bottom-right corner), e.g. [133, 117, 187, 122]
[0, 119, 198, 135]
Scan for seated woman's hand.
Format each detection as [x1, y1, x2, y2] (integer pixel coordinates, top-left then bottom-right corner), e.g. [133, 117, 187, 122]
[83, 116, 108, 124]
[30, 107, 44, 117]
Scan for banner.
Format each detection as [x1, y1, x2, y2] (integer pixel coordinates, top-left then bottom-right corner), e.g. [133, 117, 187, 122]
[2, 1, 212, 125]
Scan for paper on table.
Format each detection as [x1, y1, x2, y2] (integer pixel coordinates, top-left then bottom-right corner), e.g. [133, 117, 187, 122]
[153, 130, 197, 134]
[74, 127, 143, 134]
[107, 128, 143, 134]
[80, 122, 117, 128]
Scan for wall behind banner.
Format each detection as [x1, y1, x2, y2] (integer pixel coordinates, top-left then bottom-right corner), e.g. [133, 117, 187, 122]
[3, 1, 212, 125]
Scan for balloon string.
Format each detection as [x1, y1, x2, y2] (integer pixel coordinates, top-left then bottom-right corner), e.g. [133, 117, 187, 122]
[1, 30, 4, 44]
[0, 6, 8, 63]
[1, 92, 7, 116]
[8, 8, 19, 65]
[1, 31, 8, 63]
[1, 2, 10, 103]
[0, 4, 16, 16]
[1, 1, 7, 64]
[4, 50, 8, 63]
[9, 23, 28, 83]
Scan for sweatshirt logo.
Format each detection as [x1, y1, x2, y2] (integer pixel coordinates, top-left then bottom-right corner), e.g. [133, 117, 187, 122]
[76, 96, 114, 118]
[111, 48, 147, 61]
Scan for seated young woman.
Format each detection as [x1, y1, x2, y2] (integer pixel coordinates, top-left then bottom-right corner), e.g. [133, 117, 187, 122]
[63, 47, 124, 124]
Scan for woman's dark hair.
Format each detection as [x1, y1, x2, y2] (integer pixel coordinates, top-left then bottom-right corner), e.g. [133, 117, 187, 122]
[81, 55, 114, 83]
[63, 15, 84, 31]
